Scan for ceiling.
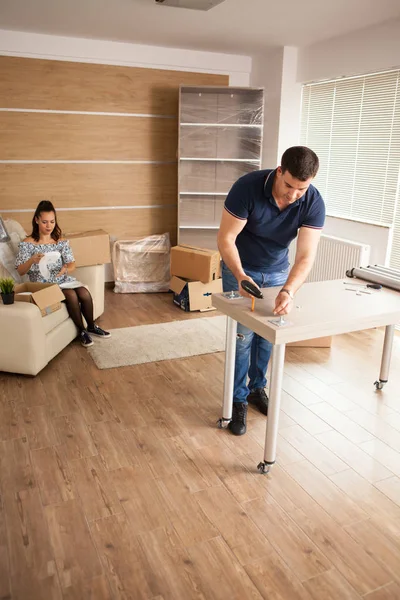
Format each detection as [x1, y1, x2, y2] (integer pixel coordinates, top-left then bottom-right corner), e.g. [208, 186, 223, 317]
[1, 0, 400, 55]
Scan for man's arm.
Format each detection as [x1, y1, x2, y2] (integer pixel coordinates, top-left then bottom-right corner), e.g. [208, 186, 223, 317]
[274, 226, 322, 315]
[217, 209, 259, 297]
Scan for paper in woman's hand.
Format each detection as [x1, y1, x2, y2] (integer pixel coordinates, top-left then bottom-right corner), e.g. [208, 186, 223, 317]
[39, 251, 61, 280]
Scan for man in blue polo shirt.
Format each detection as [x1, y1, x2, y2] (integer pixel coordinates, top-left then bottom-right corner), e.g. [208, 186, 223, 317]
[217, 146, 325, 435]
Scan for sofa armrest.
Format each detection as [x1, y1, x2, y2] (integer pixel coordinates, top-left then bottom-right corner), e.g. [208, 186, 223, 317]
[74, 265, 105, 319]
[0, 302, 48, 375]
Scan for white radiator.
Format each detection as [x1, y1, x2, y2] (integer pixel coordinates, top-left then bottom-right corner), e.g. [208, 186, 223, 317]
[288, 234, 371, 283]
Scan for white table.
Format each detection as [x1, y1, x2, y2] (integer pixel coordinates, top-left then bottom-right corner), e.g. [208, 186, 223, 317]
[212, 279, 400, 474]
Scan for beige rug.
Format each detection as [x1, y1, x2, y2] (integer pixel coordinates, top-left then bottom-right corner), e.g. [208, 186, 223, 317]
[88, 316, 226, 369]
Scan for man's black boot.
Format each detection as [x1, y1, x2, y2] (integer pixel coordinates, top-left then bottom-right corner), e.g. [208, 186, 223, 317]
[228, 402, 248, 436]
[247, 388, 269, 415]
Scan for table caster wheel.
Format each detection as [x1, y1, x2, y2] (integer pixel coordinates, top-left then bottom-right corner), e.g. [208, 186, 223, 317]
[217, 418, 230, 429]
[374, 380, 385, 390]
[257, 462, 270, 474]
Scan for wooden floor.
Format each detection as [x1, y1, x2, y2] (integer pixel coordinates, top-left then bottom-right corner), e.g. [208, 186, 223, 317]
[1, 289, 400, 599]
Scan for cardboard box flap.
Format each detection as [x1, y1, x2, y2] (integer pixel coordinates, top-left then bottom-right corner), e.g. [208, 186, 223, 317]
[187, 279, 222, 311]
[175, 244, 217, 256]
[30, 285, 65, 310]
[169, 276, 187, 295]
[14, 282, 64, 316]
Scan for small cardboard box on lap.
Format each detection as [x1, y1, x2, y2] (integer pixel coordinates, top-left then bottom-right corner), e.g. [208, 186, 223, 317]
[14, 282, 65, 316]
[68, 230, 111, 268]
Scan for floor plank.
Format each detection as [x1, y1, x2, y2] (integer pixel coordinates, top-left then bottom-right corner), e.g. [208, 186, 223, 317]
[31, 444, 75, 506]
[243, 494, 331, 580]
[45, 499, 103, 589]
[302, 569, 361, 599]
[364, 582, 400, 599]
[90, 513, 152, 600]
[4, 488, 62, 599]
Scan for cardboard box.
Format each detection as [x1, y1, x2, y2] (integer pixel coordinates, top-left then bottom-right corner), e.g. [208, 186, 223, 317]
[170, 276, 223, 312]
[170, 245, 220, 283]
[68, 230, 111, 268]
[287, 336, 332, 348]
[14, 282, 65, 317]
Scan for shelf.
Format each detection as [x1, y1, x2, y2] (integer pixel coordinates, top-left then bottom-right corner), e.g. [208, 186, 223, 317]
[178, 85, 264, 248]
[179, 225, 220, 230]
[179, 157, 260, 163]
[180, 191, 228, 196]
[180, 85, 264, 95]
[181, 123, 262, 128]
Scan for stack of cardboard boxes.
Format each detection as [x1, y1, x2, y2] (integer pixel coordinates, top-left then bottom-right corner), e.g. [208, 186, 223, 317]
[169, 245, 223, 312]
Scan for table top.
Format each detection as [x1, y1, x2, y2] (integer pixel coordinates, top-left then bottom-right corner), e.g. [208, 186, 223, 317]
[212, 278, 400, 345]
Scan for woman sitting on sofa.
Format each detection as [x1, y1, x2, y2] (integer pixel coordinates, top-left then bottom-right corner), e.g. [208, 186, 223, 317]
[15, 200, 110, 348]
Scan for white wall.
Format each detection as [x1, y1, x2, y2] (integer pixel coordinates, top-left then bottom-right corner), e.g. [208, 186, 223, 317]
[251, 47, 284, 168]
[277, 47, 302, 161]
[0, 28, 252, 85]
[324, 217, 392, 266]
[297, 18, 400, 83]
[250, 46, 302, 169]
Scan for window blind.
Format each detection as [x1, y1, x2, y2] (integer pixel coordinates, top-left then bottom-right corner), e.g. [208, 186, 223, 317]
[300, 71, 400, 265]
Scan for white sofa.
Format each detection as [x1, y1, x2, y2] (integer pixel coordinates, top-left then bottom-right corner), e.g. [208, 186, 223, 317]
[0, 264, 105, 376]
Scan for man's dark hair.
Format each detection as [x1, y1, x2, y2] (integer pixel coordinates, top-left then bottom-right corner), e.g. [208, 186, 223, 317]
[280, 146, 319, 181]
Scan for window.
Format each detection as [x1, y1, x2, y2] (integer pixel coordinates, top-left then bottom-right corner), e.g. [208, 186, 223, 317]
[300, 70, 400, 268]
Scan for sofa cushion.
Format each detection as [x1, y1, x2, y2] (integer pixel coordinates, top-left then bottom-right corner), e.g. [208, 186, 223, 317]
[42, 303, 70, 335]
[0, 261, 12, 280]
[0, 218, 28, 283]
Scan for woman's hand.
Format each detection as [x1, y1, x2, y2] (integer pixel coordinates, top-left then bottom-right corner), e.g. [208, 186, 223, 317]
[58, 264, 69, 276]
[30, 253, 44, 265]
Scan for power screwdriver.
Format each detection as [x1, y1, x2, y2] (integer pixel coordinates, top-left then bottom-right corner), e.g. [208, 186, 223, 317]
[241, 280, 263, 311]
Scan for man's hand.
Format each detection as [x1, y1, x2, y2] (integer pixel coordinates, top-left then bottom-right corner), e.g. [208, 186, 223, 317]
[237, 274, 260, 299]
[274, 290, 293, 315]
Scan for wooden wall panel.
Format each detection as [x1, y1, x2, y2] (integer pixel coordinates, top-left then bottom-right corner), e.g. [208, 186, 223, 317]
[0, 113, 178, 161]
[0, 55, 228, 248]
[0, 56, 228, 114]
[0, 164, 177, 210]
[4, 207, 178, 246]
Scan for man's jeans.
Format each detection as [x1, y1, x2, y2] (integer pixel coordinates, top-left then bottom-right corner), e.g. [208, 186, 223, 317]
[221, 263, 288, 404]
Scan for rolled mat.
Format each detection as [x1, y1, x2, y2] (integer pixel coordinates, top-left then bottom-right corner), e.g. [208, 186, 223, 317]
[346, 265, 400, 292]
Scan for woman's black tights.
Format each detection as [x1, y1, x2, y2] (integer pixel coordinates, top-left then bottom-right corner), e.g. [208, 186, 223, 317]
[62, 286, 94, 332]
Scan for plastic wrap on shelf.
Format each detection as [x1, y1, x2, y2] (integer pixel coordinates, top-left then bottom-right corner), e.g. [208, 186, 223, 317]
[179, 126, 262, 161]
[178, 86, 264, 251]
[180, 88, 264, 126]
[179, 228, 218, 251]
[112, 233, 171, 293]
[179, 195, 224, 228]
[179, 161, 256, 194]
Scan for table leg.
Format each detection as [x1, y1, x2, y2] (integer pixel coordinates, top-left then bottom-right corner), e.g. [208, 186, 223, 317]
[375, 324, 395, 390]
[218, 316, 237, 428]
[258, 343, 286, 474]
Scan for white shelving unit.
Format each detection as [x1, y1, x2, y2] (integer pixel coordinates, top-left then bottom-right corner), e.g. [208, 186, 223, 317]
[178, 85, 264, 250]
